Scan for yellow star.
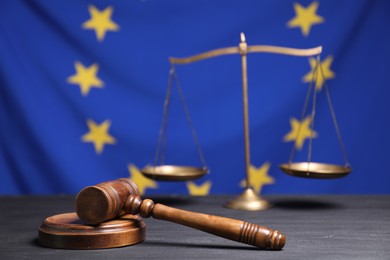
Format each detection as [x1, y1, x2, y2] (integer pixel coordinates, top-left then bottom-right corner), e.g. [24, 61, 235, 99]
[67, 61, 103, 96]
[82, 5, 119, 42]
[240, 162, 274, 193]
[187, 181, 212, 196]
[287, 1, 324, 37]
[81, 119, 116, 154]
[284, 116, 318, 150]
[128, 164, 158, 195]
[303, 55, 335, 91]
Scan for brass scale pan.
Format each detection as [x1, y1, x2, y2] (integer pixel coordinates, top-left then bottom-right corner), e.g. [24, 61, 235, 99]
[279, 162, 351, 179]
[141, 165, 208, 181]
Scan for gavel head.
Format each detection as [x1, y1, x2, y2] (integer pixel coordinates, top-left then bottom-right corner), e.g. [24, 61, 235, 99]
[75, 178, 139, 225]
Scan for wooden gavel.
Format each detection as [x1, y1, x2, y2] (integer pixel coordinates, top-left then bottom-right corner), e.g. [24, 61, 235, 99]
[75, 178, 286, 250]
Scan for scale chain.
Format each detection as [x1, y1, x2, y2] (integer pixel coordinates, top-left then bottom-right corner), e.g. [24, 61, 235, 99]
[307, 56, 321, 167]
[171, 66, 208, 168]
[288, 56, 318, 164]
[289, 55, 350, 169]
[154, 67, 174, 166]
[154, 65, 207, 168]
[319, 62, 350, 167]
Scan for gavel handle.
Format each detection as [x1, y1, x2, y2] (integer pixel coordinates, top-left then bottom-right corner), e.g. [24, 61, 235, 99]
[125, 196, 285, 250]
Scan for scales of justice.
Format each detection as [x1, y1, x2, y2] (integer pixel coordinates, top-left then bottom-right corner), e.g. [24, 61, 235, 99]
[140, 33, 351, 210]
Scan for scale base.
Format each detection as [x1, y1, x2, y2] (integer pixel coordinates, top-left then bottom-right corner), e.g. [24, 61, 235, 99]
[224, 188, 271, 211]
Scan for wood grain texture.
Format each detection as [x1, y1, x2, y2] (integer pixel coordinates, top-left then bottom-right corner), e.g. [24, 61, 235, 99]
[127, 197, 285, 250]
[75, 179, 285, 249]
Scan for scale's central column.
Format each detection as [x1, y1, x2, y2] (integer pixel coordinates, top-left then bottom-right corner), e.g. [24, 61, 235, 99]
[240, 34, 250, 185]
[224, 33, 271, 210]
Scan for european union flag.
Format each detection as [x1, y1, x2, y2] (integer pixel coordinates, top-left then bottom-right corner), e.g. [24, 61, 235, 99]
[1, 0, 389, 195]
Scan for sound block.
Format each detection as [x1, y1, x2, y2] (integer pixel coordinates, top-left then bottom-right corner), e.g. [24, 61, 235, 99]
[38, 212, 145, 249]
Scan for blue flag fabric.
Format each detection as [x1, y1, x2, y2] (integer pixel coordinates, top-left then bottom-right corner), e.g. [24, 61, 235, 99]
[1, 0, 389, 195]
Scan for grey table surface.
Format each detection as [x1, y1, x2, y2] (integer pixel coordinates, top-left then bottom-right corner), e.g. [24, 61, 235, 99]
[0, 195, 389, 259]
